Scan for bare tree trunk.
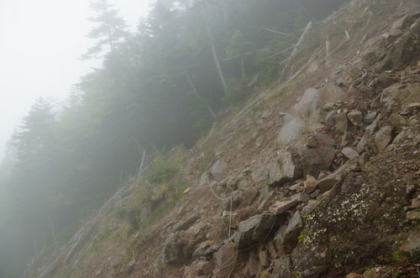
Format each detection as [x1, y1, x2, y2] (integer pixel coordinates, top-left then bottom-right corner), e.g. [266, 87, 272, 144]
[185, 70, 217, 118]
[202, 2, 228, 95]
[281, 21, 312, 78]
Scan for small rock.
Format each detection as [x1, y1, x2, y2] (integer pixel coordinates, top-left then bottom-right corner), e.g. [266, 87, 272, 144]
[406, 102, 420, 115]
[269, 199, 299, 215]
[347, 110, 363, 126]
[306, 136, 320, 148]
[334, 112, 348, 133]
[409, 196, 420, 209]
[341, 147, 359, 159]
[325, 110, 337, 127]
[374, 126, 392, 152]
[258, 250, 269, 267]
[293, 192, 310, 203]
[304, 175, 317, 193]
[389, 28, 403, 37]
[363, 112, 377, 125]
[174, 214, 199, 232]
[289, 183, 305, 192]
[200, 172, 209, 186]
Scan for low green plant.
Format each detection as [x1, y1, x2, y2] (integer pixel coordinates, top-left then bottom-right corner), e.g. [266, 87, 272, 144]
[145, 151, 177, 184]
[95, 226, 112, 242]
[392, 250, 406, 263]
[260, 270, 270, 278]
[113, 205, 127, 219]
[298, 228, 308, 244]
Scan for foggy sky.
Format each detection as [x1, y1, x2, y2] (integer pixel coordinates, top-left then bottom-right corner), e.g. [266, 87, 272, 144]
[0, 0, 150, 161]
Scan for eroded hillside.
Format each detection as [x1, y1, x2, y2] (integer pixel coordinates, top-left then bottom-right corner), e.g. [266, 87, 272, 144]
[35, 1, 420, 277]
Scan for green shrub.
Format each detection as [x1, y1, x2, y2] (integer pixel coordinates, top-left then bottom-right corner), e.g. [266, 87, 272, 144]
[113, 205, 127, 219]
[145, 152, 177, 184]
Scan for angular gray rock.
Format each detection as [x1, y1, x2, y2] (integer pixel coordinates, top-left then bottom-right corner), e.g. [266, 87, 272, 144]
[174, 214, 200, 232]
[266, 151, 299, 187]
[200, 172, 210, 186]
[232, 213, 279, 249]
[334, 112, 348, 133]
[210, 160, 228, 180]
[347, 110, 363, 127]
[374, 125, 392, 152]
[269, 199, 299, 215]
[283, 211, 303, 247]
[341, 147, 359, 159]
[363, 112, 377, 125]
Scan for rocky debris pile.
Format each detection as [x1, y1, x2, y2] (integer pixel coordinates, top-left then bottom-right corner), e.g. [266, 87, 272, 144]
[150, 10, 420, 278]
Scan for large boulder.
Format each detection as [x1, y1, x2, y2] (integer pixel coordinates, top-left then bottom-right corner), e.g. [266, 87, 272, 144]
[297, 134, 336, 175]
[277, 114, 305, 144]
[232, 213, 281, 249]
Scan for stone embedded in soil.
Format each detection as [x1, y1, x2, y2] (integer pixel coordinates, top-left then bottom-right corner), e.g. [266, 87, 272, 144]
[293, 192, 310, 203]
[193, 240, 220, 258]
[200, 172, 210, 186]
[334, 112, 348, 133]
[214, 242, 236, 277]
[304, 175, 317, 193]
[173, 213, 199, 233]
[210, 159, 228, 180]
[316, 175, 339, 193]
[347, 110, 363, 126]
[341, 147, 359, 159]
[283, 211, 303, 248]
[290, 183, 305, 192]
[363, 111, 377, 125]
[269, 199, 299, 215]
[374, 125, 392, 152]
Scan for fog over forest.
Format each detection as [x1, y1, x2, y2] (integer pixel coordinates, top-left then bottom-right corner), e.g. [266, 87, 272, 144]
[0, 0, 347, 277]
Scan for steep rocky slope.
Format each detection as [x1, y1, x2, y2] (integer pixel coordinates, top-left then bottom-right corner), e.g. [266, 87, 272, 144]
[37, 1, 420, 278]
